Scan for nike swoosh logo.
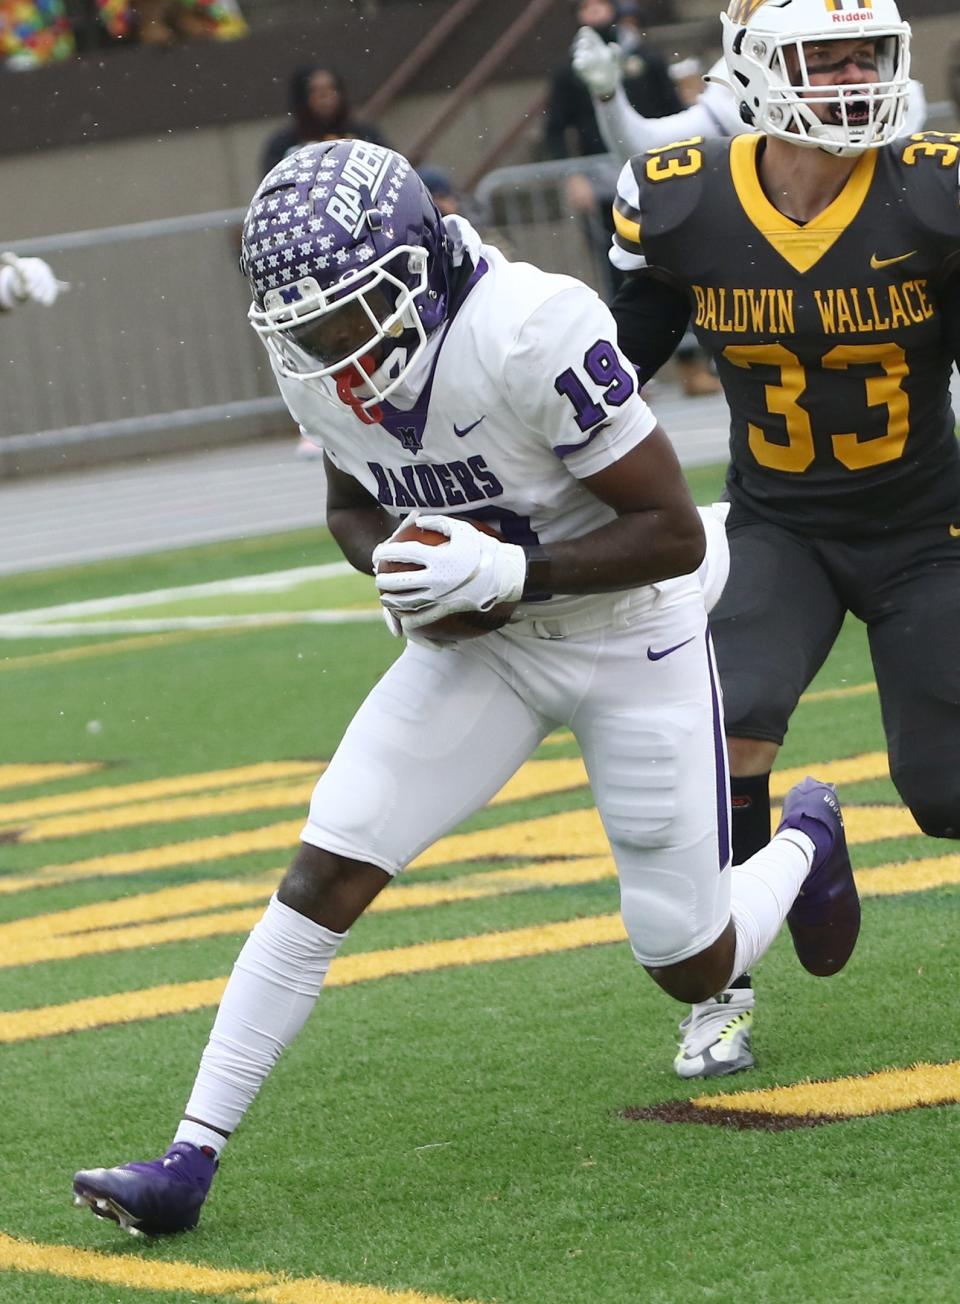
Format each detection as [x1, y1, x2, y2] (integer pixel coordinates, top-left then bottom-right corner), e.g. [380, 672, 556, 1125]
[950, 525, 960, 538]
[870, 250, 917, 270]
[647, 636, 696, 661]
[453, 416, 486, 438]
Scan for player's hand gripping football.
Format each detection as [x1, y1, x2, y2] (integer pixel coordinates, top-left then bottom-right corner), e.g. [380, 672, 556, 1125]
[373, 513, 526, 633]
[571, 25, 622, 100]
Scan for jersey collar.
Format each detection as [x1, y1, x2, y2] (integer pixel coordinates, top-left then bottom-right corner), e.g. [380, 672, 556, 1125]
[729, 133, 878, 275]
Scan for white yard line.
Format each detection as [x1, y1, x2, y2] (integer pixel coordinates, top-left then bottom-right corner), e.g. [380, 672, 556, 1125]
[0, 608, 382, 638]
[0, 562, 355, 626]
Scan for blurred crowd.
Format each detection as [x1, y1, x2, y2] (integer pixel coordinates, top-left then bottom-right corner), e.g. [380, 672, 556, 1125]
[0, 0, 247, 68]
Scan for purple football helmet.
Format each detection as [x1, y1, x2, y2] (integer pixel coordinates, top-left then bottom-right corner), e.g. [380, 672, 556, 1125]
[242, 140, 452, 418]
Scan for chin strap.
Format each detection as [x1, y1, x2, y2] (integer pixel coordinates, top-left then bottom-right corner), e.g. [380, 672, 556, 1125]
[334, 354, 382, 425]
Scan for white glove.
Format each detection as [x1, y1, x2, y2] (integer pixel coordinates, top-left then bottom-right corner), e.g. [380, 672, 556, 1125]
[696, 502, 731, 614]
[572, 26, 622, 100]
[0, 254, 66, 309]
[373, 513, 526, 629]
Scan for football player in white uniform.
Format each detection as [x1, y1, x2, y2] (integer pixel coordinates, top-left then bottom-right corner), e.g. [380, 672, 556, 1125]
[73, 141, 861, 1238]
[571, 21, 927, 163]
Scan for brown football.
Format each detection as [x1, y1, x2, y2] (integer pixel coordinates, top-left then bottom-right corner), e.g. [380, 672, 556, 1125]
[378, 518, 518, 643]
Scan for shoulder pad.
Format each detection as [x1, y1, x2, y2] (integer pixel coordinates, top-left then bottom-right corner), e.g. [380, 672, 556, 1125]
[613, 136, 726, 255]
[890, 132, 960, 241]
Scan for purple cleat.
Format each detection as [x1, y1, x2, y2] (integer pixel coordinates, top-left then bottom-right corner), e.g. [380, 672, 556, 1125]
[777, 777, 861, 977]
[72, 1142, 217, 1236]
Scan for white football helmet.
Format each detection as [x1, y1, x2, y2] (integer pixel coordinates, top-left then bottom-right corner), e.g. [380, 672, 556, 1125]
[720, 0, 911, 156]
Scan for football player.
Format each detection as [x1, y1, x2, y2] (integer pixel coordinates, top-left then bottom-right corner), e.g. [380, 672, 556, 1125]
[571, 8, 928, 162]
[74, 140, 861, 1235]
[608, 0, 960, 1080]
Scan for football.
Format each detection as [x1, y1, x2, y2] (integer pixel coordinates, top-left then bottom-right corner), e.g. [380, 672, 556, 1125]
[378, 518, 519, 643]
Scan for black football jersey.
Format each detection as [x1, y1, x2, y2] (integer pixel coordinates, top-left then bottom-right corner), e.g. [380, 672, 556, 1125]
[613, 131, 960, 536]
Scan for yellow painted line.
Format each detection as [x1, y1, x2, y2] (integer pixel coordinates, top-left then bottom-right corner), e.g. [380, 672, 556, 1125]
[0, 1231, 476, 1304]
[0, 627, 243, 671]
[13, 757, 587, 844]
[801, 681, 877, 703]
[0, 759, 591, 894]
[5, 832, 956, 972]
[16, 778, 317, 843]
[0, 856, 618, 968]
[0, 762, 102, 792]
[694, 1060, 960, 1118]
[769, 751, 888, 796]
[0, 914, 626, 1044]
[0, 760, 321, 826]
[0, 799, 924, 898]
[0, 820, 307, 896]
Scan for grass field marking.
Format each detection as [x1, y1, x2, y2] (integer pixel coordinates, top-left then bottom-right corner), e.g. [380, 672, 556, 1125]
[801, 681, 878, 703]
[0, 914, 627, 1044]
[769, 751, 888, 796]
[0, 611, 384, 638]
[0, 1231, 477, 1304]
[6, 840, 958, 972]
[0, 758, 594, 895]
[0, 626, 255, 671]
[0, 760, 322, 827]
[0, 562, 355, 627]
[0, 856, 622, 968]
[692, 1060, 960, 1118]
[0, 762, 102, 792]
[0, 798, 925, 897]
[9, 757, 589, 845]
[15, 777, 320, 844]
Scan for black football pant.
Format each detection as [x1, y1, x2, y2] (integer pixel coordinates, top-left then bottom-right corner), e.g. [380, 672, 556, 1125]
[710, 508, 960, 839]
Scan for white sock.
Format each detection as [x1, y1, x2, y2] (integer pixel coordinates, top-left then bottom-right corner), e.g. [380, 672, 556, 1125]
[176, 894, 347, 1147]
[729, 830, 814, 980]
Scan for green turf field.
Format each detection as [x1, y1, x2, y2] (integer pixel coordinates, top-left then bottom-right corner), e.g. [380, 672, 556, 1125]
[1, 462, 957, 1304]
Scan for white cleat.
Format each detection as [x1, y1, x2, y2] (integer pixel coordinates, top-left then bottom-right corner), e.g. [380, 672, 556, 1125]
[673, 985, 755, 1079]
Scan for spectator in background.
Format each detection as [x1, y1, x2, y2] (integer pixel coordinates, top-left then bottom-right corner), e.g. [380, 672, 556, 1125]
[261, 66, 389, 178]
[0, 252, 65, 310]
[543, 0, 680, 302]
[547, 0, 719, 395]
[96, 0, 247, 48]
[0, 0, 74, 68]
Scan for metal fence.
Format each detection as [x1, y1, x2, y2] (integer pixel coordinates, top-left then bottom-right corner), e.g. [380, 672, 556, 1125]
[0, 209, 286, 471]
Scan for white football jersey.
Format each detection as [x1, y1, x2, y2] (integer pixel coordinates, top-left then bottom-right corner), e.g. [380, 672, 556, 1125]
[275, 218, 659, 620]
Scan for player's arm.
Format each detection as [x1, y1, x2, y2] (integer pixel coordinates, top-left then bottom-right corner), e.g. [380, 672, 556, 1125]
[573, 35, 742, 163]
[323, 453, 395, 576]
[509, 286, 704, 595]
[607, 157, 692, 381]
[522, 425, 705, 597]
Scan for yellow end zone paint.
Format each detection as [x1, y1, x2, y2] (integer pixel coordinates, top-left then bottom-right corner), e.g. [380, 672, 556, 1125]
[694, 1060, 960, 1118]
[0, 762, 101, 791]
[3, 838, 957, 975]
[0, 914, 627, 1044]
[11, 757, 589, 844]
[0, 760, 321, 826]
[0, 1231, 477, 1304]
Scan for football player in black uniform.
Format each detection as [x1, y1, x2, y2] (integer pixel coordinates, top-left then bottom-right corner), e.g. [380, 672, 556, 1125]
[610, 0, 960, 1079]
